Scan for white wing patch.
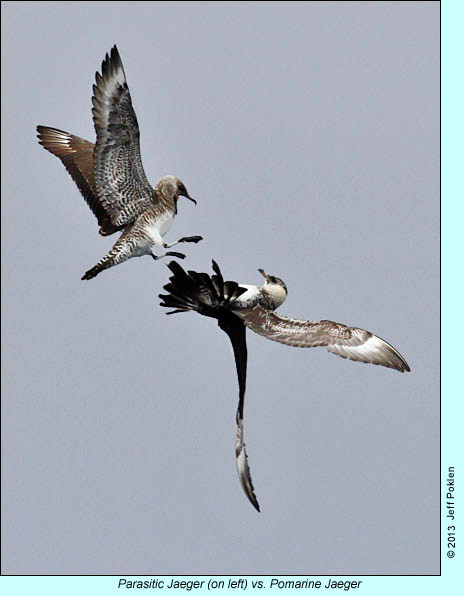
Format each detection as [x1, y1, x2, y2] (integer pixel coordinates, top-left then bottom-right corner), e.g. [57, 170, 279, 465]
[328, 333, 409, 370]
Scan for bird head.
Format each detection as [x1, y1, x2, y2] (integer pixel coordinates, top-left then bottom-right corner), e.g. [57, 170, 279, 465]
[157, 175, 196, 204]
[258, 269, 288, 294]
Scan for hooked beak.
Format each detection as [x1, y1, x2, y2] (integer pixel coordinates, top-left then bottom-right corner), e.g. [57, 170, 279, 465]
[182, 191, 197, 205]
[258, 268, 270, 282]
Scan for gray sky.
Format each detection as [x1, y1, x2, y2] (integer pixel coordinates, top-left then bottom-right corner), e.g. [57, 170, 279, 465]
[2, 1, 439, 575]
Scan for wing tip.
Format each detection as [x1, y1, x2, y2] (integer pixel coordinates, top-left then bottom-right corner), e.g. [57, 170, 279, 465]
[251, 498, 261, 512]
[94, 44, 126, 93]
[395, 357, 411, 373]
[376, 335, 411, 373]
[236, 418, 261, 513]
[211, 259, 224, 279]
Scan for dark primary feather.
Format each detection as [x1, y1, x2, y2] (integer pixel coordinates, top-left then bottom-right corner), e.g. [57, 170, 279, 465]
[159, 260, 247, 316]
[218, 315, 248, 420]
[218, 315, 260, 512]
[159, 261, 260, 511]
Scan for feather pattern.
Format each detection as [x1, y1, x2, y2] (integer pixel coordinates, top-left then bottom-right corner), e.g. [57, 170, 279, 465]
[237, 307, 410, 372]
[36, 126, 119, 235]
[37, 46, 201, 280]
[91, 46, 155, 227]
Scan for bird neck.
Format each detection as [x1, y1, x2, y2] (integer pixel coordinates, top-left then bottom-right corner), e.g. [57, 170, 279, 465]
[154, 188, 177, 214]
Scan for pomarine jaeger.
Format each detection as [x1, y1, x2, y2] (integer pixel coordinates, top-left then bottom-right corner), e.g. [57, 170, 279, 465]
[159, 260, 410, 511]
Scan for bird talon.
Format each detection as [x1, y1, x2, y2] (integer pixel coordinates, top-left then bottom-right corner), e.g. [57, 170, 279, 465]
[166, 251, 185, 259]
[180, 235, 203, 243]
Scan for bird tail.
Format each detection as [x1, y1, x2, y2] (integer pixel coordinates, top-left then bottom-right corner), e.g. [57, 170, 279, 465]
[159, 260, 247, 316]
[81, 260, 109, 280]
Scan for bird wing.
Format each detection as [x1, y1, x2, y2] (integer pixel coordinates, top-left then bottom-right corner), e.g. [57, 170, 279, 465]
[237, 306, 410, 373]
[36, 126, 120, 236]
[159, 261, 260, 511]
[159, 260, 248, 316]
[92, 46, 155, 227]
[218, 314, 260, 512]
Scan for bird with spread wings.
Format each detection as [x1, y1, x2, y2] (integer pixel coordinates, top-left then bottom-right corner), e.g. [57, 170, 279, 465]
[37, 46, 202, 280]
[159, 260, 410, 511]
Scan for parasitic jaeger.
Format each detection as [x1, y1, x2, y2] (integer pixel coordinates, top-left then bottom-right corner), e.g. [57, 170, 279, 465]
[37, 46, 202, 280]
[159, 260, 410, 512]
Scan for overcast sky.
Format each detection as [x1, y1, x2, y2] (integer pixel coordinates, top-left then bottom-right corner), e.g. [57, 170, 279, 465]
[2, 1, 439, 575]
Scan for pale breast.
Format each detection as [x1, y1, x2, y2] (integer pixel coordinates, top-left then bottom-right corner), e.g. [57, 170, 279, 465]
[143, 211, 175, 244]
[263, 284, 287, 309]
[157, 211, 175, 236]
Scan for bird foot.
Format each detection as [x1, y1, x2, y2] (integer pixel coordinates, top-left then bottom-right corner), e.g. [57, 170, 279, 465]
[152, 251, 185, 261]
[179, 235, 203, 244]
[165, 251, 186, 259]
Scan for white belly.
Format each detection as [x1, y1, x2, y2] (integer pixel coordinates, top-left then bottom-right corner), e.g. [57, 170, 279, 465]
[144, 212, 175, 245]
[158, 212, 175, 236]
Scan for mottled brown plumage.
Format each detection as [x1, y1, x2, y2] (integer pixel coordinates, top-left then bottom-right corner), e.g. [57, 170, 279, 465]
[37, 127, 120, 236]
[238, 307, 410, 372]
[37, 46, 202, 280]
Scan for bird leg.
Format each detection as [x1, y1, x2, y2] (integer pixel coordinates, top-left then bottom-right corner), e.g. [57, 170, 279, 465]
[151, 251, 185, 261]
[163, 235, 203, 249]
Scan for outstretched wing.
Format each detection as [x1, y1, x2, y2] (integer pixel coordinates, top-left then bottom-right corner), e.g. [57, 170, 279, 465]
[36, 126, 120, 236]
[218, 314, 260, 512]
[92, 46, 155, 227]
[159, 261, 261, 511]
[238, 306, 410, 373]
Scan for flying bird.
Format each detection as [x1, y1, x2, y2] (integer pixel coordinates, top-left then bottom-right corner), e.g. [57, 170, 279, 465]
[37, 46, 202, 280]
[159, 260, 410, 511]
